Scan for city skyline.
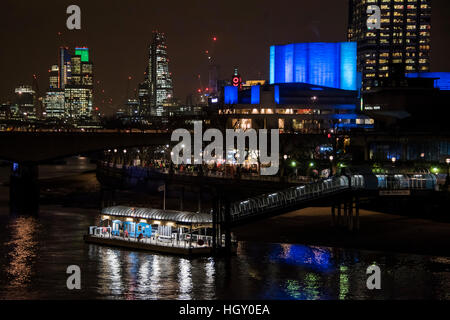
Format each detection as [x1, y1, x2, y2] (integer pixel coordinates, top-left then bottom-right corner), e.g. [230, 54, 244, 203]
[1, 0, 450, 116]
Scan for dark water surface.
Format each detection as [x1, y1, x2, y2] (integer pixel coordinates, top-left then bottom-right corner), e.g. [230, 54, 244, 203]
[0, 207, 449, 300]
[0, 158, 449, 300]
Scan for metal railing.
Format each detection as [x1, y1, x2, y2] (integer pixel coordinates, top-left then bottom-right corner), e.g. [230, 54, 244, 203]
[227, 176, 364, 222]
[88, 226, 213, 249]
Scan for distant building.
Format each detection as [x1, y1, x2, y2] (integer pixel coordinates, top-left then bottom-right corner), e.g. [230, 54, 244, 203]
[49, 65, 60, 89]
[59, 47, 72, 89]
[348, 0, 432, 91]
[43, 90, 65, 119]
[44, 47, 94, 120]
[15, 85, 36, 119]
[126, 99, 140, 119]
[269, 42, 358, 91]
[405, 72, 450, 91]
[363, 65, 450, 131]
[148, 32, 174, 117]
[220, 82, 373, 133]
[64, 87, 93, 120]
[138, 81, 150, 117]
[0, 102, 12, 120]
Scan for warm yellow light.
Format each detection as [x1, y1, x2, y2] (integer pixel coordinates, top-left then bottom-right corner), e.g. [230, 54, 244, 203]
[139, 219, 148, 223]
[102, 215, 110, 220]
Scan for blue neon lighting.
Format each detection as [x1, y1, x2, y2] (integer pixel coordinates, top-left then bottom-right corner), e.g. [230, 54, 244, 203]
[251, 85, 260, 104]
[340, 42, 357, 91]
[405, 72, 450, 90]
[224, 86, 238, 104]
[270, 46, 276, 85]
[270, 42, 357, 91]
[274, 85, 280, 104]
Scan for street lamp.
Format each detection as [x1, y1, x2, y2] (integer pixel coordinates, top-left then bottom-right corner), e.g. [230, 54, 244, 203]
[329, 155, 334, 177]
[284, 155, 288, 161]
[391, 157, 396, 164]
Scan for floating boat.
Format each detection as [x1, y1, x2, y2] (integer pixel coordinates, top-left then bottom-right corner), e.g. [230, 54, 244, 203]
[84, 206, 223, 256]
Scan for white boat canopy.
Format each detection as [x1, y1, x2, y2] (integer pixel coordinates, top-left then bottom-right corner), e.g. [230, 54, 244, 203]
[101, 206, 212, 225]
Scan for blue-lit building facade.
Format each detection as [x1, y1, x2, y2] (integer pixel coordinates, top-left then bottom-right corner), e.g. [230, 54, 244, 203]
[219, 42, 372, 133]
[270, 42, 359, 91]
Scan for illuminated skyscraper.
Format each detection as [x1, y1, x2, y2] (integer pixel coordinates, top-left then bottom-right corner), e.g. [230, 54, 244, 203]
[64, 47, 94, 120]
[59, 47, 72, 89]
[138, 81, 150, 117]
[45, 47, 94, 120]
[15, 85, 36, 119]
[49, 65, 60, 89]
[43, 90, 65, 119]
[148, 32, 174, 117]
[348, 0, 432, 91]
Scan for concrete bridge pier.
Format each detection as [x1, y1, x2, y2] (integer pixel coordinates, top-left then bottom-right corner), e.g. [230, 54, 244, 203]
[331, 204, 336, 226]
[347, 197, 354, 231]
[331, 195, 360, 232]
[223, 200, 232, 257]
[212, 197, 219, 253]
[343, 201, 348, 227]
[354, 195, 360, 232]
[337, 202, 342, 225]
[9, 163, 39, 215]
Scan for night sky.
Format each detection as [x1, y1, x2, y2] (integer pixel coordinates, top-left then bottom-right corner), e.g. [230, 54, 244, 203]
[1, 0, 449, 115]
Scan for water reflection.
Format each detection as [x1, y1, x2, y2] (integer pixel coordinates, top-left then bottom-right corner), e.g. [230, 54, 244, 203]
[178, 259, 193, 300]
[0, 209, 449, 300]
[5, 216, 40, 289]
[270, 244, 332, 271]
[149, 255, 162, 298]
[339, 266, 349, 300]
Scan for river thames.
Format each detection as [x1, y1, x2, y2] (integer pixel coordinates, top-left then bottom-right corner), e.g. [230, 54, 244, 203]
[0, 158, 449, 300]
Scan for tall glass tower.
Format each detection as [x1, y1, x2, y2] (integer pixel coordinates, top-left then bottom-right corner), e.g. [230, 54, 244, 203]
[348, 0, 431, 91]
[148, 32, 174, 117]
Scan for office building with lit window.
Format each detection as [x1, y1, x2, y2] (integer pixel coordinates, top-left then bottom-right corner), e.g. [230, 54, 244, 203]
[148, 32, 174, 117]
[138, 81, 150, 117]
[14, 85, 36, 119]
[64, 87, 93, 120]
[43, 90, 65, 119]
[45, 47, 94, 120]
[59, 47, 72, 89]
[348, 0, 432, 91]
[64, 47, 94, 120]
[49, 65, 60, 89]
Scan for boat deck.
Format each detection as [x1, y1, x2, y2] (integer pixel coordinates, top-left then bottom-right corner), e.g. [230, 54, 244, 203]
[84, 235, 213, 256]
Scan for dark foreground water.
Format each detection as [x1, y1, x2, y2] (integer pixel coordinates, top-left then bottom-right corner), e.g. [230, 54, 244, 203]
[0, 158, 449, 300]
[0, 208, 450, 300]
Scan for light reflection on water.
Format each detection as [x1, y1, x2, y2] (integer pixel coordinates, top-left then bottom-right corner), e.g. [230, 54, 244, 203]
[0, 209, 449, 300]
[4, 216, 40, 290]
